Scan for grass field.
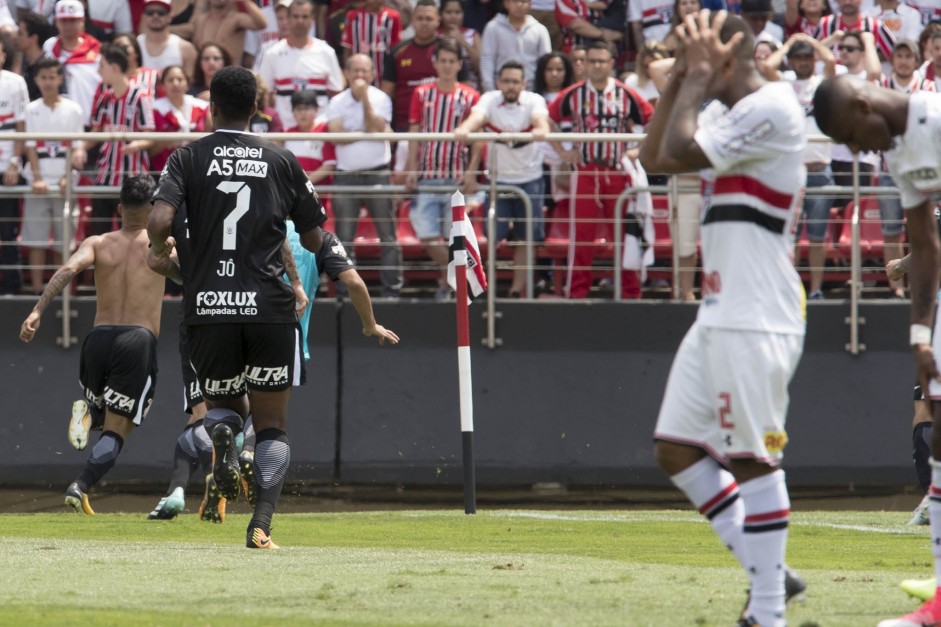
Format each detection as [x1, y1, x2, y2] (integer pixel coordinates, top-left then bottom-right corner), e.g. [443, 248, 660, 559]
[0, 509, 932, 626]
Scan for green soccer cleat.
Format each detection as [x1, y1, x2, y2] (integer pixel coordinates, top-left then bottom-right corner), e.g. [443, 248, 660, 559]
[900, 577, 936, 602]
[148, 487, 185, 520]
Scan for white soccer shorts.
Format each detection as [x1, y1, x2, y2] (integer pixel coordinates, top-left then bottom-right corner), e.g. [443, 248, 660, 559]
[654, 322, 804, 465]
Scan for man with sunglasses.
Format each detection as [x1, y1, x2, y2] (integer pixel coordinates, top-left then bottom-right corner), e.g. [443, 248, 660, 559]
[137, 0, 197, 80]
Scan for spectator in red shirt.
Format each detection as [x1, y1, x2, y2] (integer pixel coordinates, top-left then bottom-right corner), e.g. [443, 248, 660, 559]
[548, 42, 653, 299]
[404, 38, 480, 299]
[76, 43, 156, 236]
[340, 0, 402, 85]
[150, 64, 210, 172]
[382, 0, 440, 131]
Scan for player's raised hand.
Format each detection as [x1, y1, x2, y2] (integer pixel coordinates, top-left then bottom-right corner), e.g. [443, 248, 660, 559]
[677, 10, 744, 74]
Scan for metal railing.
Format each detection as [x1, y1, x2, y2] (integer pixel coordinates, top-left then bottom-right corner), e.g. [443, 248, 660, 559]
[0, 131, 901, 352]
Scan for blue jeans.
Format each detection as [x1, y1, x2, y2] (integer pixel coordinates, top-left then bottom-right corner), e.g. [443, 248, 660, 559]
[802, 167, 833, 242]
[485, 177, 545, 243]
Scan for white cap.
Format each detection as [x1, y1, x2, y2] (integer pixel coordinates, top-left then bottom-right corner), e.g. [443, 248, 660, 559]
[55, 0, 85, 19]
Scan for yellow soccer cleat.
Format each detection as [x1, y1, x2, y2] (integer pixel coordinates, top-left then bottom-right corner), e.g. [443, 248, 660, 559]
[64, 482, 94, 515]
[900, 577, 936, 602]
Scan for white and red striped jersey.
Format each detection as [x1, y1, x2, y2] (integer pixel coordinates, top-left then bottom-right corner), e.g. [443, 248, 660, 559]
[884, 91, 941, 209]
[785, 15, 821, 37]
[471, 89, 548, 183]
[284, 121, 337, 184]
[921, 62, 941, 91]
[882, 71, 936, 93]
[693, 80, 806, 335]
[905, 0, 941, 25]
[409, 82, 480, 180]
[547, 78, 654, 169]
[813, 15, 896, 60]
[90, 83, 156, 186]
[0, 70, 29, 165]
[151, 95, 210, 172]
[43, 35, 102, 126]
[23, 96, 84, 184]
[340, 7, 402, 86]
[555, 0, 605, 52]
[255, 37, 345, 129]
[627, 0, 674, 43]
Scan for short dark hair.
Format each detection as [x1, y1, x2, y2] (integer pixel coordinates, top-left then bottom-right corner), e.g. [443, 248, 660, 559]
[586, 41, 612, 55]
[290, 89, 319, 109]
[159, 64, 187, 84]
[210, 66, 258, 121]
[811, 75, 845, 137]
[120, 175, 156, 209]
[0, 32, 12, 70]
[415, 0, 438, 10]
[498, 60, 525, 78]
[101, 43, 130, 73]
[434, 37, 461, 60]
[439, 0, 462, 11]
[112, 32, 143, 69]
[33, 57, 64, 76]
[21, 11, 52, 41]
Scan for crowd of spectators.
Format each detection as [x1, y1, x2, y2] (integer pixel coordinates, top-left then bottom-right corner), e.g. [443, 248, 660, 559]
[0, 0, 929, 298]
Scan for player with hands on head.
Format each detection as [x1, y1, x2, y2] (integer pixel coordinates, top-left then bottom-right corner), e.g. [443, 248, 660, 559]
[641, 10, 808, 626]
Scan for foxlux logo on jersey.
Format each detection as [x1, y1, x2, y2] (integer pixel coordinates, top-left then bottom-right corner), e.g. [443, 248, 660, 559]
[196, 290, 259, 316]
[207, 145, 268, 178]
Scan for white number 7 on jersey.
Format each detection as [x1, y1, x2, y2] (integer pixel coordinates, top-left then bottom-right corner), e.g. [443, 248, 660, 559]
[216, 181, 251, 250]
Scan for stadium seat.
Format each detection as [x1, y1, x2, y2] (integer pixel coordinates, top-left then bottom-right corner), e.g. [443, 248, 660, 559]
[836, 197, 884, 261]
[352, 208, 382, 259]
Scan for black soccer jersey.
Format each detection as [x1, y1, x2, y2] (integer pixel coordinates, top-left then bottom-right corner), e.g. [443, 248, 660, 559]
[317, 231, 355, 281]
[154, 129, 326, 325]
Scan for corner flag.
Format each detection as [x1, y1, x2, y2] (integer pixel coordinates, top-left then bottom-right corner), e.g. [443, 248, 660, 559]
[447, 193, 487, 298]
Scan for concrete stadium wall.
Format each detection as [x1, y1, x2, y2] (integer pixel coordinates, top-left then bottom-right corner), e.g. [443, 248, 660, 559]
[0, 298, 916, 487]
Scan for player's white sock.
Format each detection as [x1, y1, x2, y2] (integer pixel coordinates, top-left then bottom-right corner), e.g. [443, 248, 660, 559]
[670, 456, 747, 568]
[928, 458, 941, 585]
[740, 470, 789, 627]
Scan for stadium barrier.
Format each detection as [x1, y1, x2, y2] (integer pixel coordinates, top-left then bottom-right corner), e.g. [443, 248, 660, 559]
[0, 131, 897, 355]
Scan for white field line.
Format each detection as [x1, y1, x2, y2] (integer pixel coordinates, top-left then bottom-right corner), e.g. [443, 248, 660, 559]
[479, 511, 928, 535]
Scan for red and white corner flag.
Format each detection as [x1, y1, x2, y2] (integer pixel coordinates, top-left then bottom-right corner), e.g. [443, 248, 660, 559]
[447, 192, 487, 299]
[447, 191, 480, 514]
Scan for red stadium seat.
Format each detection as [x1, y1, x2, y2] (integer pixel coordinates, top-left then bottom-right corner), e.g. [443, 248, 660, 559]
[837, 197, 884, 261]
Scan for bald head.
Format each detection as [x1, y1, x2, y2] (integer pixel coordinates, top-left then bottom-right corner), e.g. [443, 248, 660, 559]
[345, 53, 374, 72]
[812, 75, 906, 152]
[812, 75, 860, 139]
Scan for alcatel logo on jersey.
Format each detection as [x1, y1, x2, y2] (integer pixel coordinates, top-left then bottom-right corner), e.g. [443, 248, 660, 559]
[213, 146, 263, 159]
[235, 160, 268, 177]
[196, 290, 258, 307]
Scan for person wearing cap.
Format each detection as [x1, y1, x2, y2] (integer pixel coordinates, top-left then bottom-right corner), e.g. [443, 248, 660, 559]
[42, 0, 102, 127]
[762, 32, 838, 300]
[138, 0, 197, 80]
[742, 0, 785, 44]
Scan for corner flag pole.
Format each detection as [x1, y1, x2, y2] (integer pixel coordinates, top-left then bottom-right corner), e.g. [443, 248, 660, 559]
[450, 191, 476, 514]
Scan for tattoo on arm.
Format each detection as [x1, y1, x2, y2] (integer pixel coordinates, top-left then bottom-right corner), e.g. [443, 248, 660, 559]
[282, 239, 300, 284]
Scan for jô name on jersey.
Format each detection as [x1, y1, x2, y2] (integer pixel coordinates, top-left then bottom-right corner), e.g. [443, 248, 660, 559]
[208, 145, 268, 178]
